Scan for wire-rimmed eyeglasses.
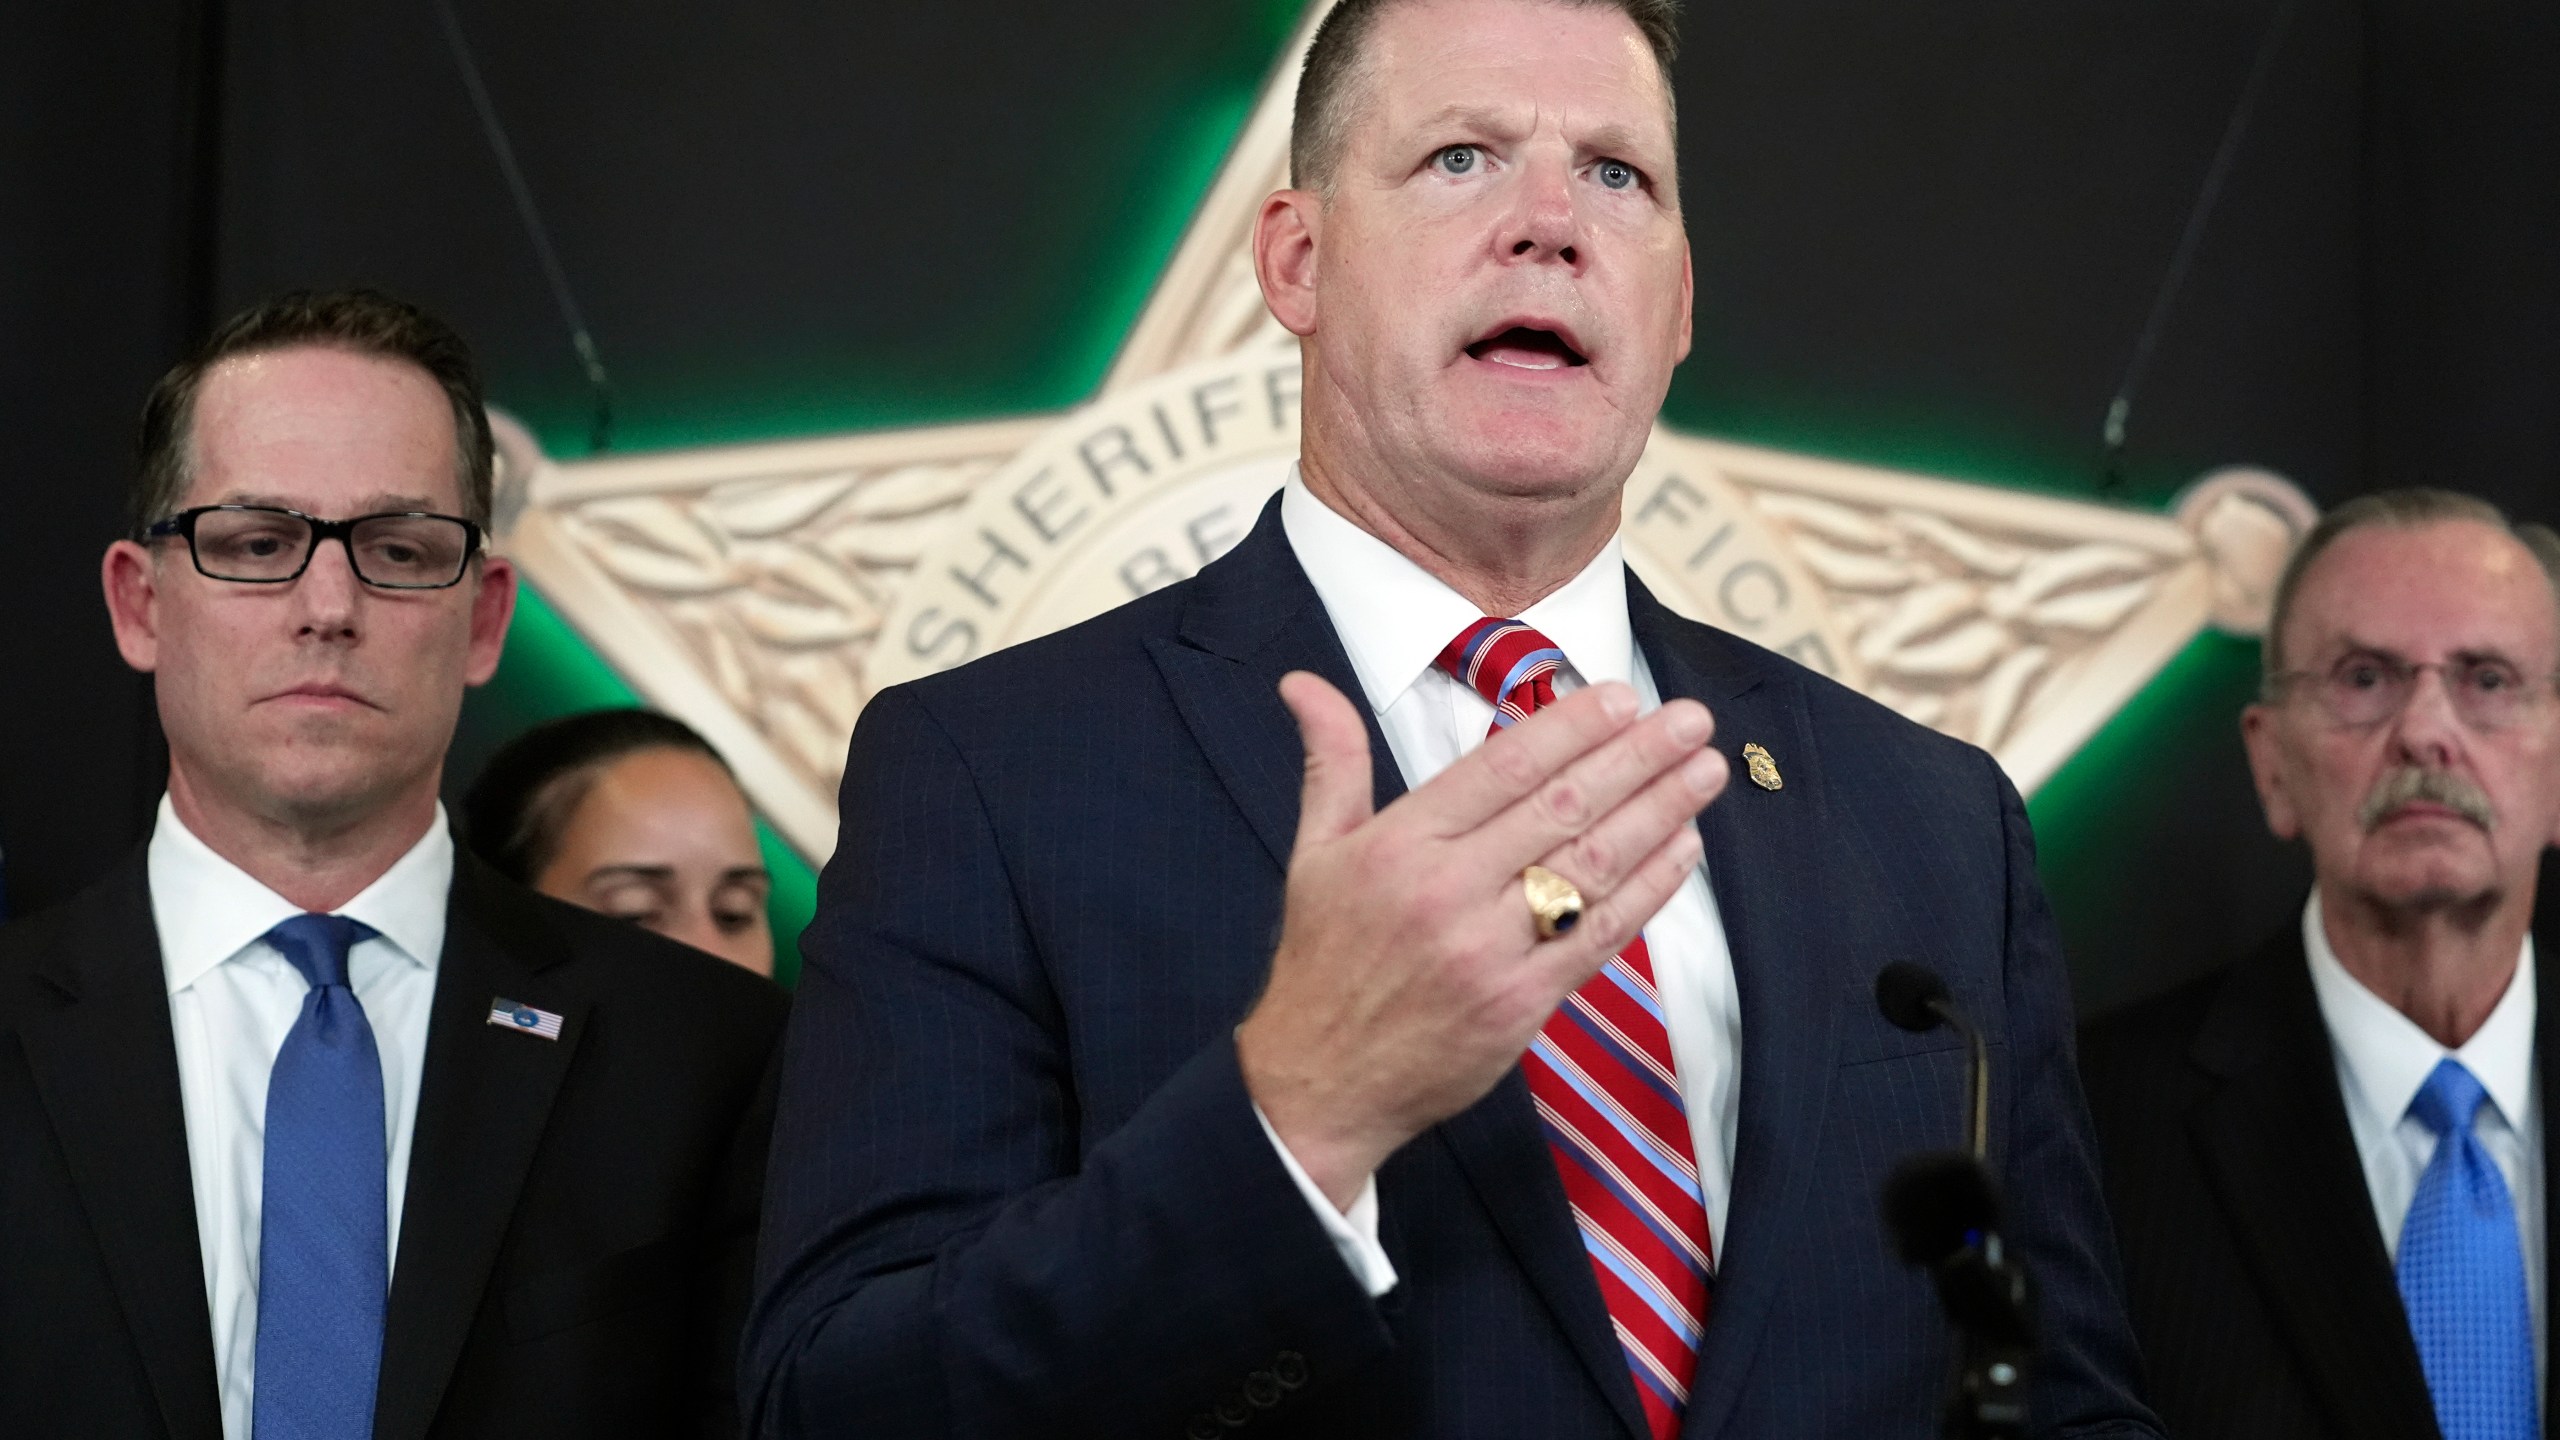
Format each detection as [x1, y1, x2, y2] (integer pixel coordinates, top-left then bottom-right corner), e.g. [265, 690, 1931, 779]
[2267, 650, 2560, 731]
[142, 504, 484, 590]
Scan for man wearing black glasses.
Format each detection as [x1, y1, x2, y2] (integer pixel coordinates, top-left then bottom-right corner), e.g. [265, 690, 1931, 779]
[2083, 489, 2560, 1440]
[0, 289, 785, 1439]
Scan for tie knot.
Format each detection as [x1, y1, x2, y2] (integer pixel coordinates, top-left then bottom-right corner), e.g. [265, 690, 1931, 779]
[1437, 618, 1568, 726]
[262, 913, 379, 992]
[2408, 1057, 2491, 1139]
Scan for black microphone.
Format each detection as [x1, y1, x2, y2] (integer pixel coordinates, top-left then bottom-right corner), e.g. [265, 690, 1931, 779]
[1874, 961, 1988, 1159]
[1874, 966, 2035, 1438]
[1882, 1153, 2031, 1347]
[1881, 1149, 1998, 1270]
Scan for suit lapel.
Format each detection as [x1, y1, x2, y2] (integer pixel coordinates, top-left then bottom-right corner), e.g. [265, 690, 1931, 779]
[1628, 585, 1853, 1440]
[372, 857, 586, 1440]
[14, 855, 225, 1440]
[1148, 495, 1404, 874]
[2186, 932, 2442, 1440]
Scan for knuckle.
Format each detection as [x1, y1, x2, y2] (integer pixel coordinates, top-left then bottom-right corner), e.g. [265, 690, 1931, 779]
[1481, 738, 1542, 789]
[1538, 778, 1591, 827]
[1576, 896, 1630, 949]
[1566, 830, 1618, 884]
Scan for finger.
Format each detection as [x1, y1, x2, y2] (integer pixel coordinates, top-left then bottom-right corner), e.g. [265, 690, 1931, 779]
[1467, 697, 1717, 874]
[1403, 681, 1643, 835]
[1531, 742, 1727, 898]
[1533, 821, 1704, 991]
[1279, 670, 1376, 850]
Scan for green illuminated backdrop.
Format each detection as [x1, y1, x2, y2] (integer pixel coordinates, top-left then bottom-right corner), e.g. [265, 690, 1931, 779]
[405, 0, 2365, 1005]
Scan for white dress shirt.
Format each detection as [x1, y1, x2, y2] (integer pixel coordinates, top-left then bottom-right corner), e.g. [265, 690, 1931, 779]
[1261, 471, 1746, 1298]
[2304, 888, 2544, 1401]
[149, 795, 450, 1440]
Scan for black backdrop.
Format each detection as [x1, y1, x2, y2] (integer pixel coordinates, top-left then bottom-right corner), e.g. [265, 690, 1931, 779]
[6, 0, 2555, 1011]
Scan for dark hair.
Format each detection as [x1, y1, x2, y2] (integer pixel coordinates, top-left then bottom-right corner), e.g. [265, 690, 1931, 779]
[2262, 486, 2560, 691]
[1291, 0, 1683, 192]
[133, 287, 496, 535]
[462, 709, 735, 885]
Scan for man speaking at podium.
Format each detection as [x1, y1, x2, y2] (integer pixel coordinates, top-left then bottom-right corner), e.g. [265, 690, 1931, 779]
[748, 2, 2156, 1436]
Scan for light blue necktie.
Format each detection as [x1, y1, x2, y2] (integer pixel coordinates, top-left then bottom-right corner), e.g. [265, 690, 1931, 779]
[2397, 1057, 2539, 1440]
[252, 913, 388, 1440]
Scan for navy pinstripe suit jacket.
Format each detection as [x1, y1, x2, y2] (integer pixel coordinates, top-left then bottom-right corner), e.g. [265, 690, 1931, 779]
[744, 498, 2160, 1440]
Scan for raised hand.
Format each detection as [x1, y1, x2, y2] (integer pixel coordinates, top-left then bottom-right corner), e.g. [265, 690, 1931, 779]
[1236, 669, 1728, 1209]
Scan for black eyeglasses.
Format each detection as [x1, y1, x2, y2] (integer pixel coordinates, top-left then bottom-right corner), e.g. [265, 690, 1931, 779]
[143, 505, 484, 590]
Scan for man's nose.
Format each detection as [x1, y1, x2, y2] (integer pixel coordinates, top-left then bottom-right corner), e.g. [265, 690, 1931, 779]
[2386, 665, 2463, 768]
[1498, 155, 1582, 266]
[289, 535, 366, 638]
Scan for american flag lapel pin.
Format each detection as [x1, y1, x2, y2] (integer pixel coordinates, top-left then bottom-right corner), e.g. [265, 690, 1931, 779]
[487, 996, 565, 1041]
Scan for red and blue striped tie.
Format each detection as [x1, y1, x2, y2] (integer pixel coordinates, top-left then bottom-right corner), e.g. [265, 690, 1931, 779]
[1437, 617, 1713, 1439]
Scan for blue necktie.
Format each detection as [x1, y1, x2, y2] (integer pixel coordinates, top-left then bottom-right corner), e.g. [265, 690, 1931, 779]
[252, 913, 388, 1440]
[2397, 1057, 2539, 1440]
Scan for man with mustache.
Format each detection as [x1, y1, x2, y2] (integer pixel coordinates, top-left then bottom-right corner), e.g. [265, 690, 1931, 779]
[0, 289, 786, 1438]
[2082, 489, 2560, 1440]
[748, 2, 2157, 1436]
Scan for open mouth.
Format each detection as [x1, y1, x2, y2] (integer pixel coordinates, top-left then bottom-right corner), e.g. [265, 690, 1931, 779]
[1465, 326, 1589, 371]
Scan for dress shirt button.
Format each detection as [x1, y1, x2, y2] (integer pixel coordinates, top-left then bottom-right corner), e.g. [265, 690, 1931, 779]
[1244, 1370, 1283, 1407]
[1215, 1393, 1253, 1427]
[1186, 1414, 1222, 1439]
[1272, 1350, 1310, 1389]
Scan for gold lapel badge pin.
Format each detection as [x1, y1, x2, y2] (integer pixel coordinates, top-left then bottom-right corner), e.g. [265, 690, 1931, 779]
[1741, 742, 1783, 792]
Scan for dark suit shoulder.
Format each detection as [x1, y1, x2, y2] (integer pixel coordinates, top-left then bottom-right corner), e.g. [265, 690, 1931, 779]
[2081, 962, 2231, 1075]
[0, 851, 154, 1018]
[1780, 652, 2001, 802]
[2081, 923, 2310, 1097]
[894, 572, 1203, 720]
[1661, 592, 1996, 755]
[453, 858, 788, 1041]
[2076, 962, 2241, 1156]
[0, 892, 79, 977]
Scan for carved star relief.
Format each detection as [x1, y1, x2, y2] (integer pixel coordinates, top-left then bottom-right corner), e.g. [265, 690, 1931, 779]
[487, 2, 2315, 862]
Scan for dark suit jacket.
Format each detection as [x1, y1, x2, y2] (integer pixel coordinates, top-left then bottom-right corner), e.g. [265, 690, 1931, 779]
[2081, 922, 2555, 1440]
[746, 499, 2158, 1440]
[0, 845, 788, 1440]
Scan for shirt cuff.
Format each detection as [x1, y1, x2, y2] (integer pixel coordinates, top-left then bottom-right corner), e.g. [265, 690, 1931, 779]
[1253, 1103, 1399, 1298]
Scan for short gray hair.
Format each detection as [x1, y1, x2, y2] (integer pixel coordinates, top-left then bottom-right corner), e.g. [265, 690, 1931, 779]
[2262, 486, 2560, 692]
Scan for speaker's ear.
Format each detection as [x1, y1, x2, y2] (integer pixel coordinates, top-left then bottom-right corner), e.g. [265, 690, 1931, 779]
[1251, 189, 1322, 341]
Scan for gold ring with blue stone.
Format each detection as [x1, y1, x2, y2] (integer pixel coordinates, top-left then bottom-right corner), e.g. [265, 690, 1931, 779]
[1521, 865, 1584, 941]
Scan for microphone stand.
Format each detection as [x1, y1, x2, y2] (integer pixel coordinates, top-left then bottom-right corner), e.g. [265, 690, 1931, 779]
[1934, 991, 1989, 1162]
[1929, 1222, 2034, 1440]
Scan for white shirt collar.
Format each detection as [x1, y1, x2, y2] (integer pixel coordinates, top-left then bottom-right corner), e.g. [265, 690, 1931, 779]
[148, 793, 452, 994]
[1279, 467, 1634, 708]
[2303, 887, 2538, 1132]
